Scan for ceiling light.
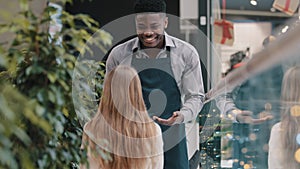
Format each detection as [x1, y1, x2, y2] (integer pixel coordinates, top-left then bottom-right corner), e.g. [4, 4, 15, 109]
[281, 26, 289, 33]
[250, 0, 257, 6]
[270, 7, 276, 12]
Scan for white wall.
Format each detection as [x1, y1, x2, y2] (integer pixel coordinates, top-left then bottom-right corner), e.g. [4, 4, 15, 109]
[211, 22, 272, 86]
[180, 0, 198, 19]
[221, 22, 272, 69]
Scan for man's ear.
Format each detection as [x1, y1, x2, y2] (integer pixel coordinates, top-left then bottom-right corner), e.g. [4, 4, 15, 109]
[164, 17, 168, 29]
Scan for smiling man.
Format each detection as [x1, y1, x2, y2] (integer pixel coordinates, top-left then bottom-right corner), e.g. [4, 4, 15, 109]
[135, 12, 167, 48]
[106, 0, 205, 168]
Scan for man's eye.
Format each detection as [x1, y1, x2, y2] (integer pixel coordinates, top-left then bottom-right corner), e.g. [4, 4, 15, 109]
[137, 25, 146, 30]
[151, 26, 158, 30]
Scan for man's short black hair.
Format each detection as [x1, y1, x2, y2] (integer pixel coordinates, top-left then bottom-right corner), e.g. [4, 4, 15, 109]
[134, 0, 166, 13]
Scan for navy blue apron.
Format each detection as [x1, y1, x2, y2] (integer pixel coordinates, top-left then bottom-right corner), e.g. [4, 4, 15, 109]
[131, 47, 189, 169]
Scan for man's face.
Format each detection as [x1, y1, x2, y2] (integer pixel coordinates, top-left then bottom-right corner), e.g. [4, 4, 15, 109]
[135, 13, 168, 48]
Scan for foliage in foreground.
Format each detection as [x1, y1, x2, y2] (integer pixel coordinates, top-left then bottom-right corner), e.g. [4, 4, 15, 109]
[0, 0, 112, 168]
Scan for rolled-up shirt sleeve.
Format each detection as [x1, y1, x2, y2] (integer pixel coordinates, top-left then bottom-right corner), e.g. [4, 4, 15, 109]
[215, 92, 240, 122]
[178, 48, 205, 123]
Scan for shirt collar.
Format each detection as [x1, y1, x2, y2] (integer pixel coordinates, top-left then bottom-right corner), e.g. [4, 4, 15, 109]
[165, 32, 175, 48]
[131, 32, 175, 52]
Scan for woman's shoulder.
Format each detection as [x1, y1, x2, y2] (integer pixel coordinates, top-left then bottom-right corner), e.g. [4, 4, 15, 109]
[153, 123, 162, 134]
[269, 122, 282, 142]
[153, 122, 163, 147]
[271, 122, 281, 131]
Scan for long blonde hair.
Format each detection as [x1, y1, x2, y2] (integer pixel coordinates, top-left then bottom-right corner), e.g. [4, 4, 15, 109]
[280, 66, 300, 168]
[83, 65, 160, 169]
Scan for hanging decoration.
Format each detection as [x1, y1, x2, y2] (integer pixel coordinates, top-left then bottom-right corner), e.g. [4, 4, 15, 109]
[273, 0, 300, 16]
[213, 0, 234, 46]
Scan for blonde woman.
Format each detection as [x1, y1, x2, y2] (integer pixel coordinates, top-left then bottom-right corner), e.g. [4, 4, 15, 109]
[268, 66, 300, 169]
[80, 65, 163, 169]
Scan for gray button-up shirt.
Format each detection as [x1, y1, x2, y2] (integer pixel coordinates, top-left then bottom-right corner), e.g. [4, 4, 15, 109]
[106, 33, 205, 123]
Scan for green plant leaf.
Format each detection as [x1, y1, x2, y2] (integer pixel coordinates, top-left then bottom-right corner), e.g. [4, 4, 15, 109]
[12, 126, 31, 145]
[47, 72, 57, 83]
[0, 149, 17, 169]
[19, 0, 29, 11]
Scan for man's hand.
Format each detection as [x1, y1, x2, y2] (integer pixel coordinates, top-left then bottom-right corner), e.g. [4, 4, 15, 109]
[235, 110, 273, 124]
[235, 110, 253, 123]
[153, 111, 183, 126]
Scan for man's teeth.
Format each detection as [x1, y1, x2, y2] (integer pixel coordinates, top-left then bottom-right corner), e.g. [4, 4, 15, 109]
[145, 37, 155, 42]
